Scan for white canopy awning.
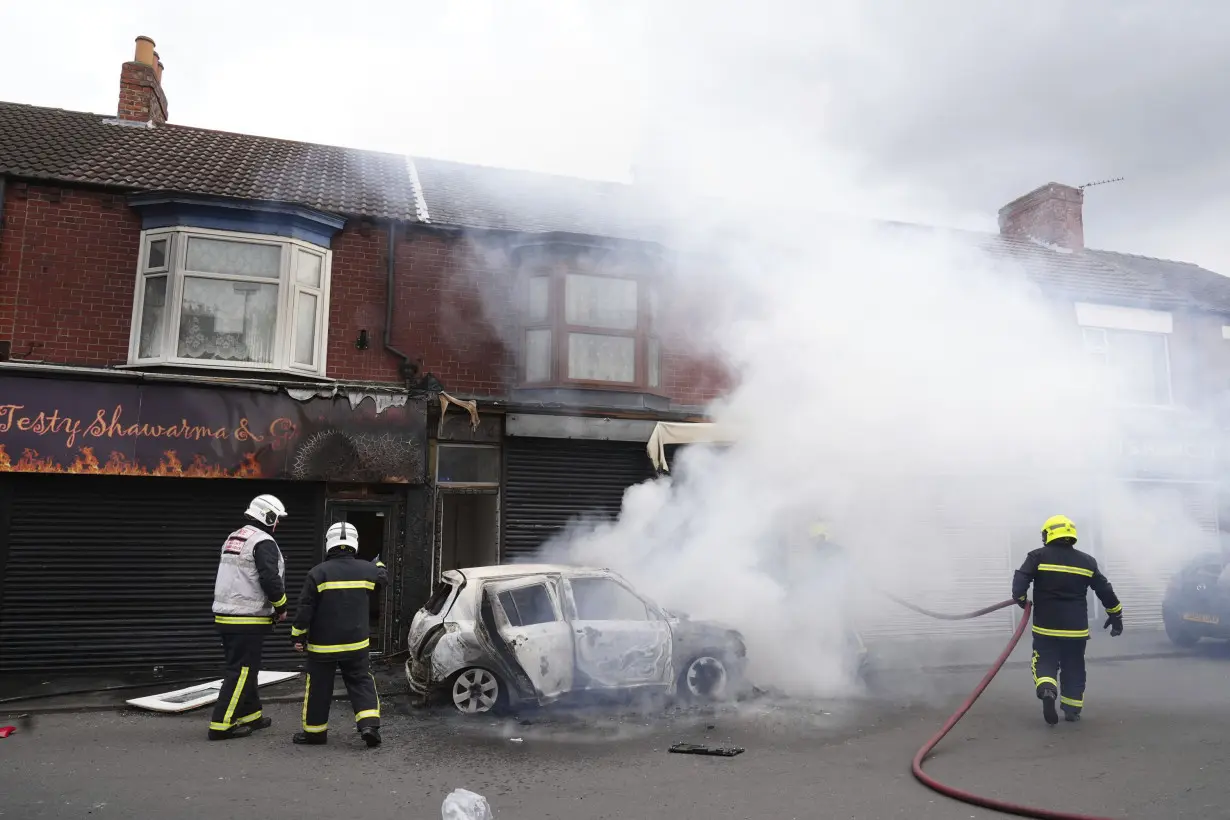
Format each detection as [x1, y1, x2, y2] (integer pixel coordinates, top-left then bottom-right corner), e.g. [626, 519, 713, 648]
[646, 422, 736, 472]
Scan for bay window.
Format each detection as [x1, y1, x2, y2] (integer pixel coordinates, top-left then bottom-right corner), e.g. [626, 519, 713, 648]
[128, 228, 331, 377]
[521, 271, 661, 390]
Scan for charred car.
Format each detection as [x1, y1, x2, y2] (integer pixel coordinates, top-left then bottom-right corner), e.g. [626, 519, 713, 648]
[405, 564, 749, 714]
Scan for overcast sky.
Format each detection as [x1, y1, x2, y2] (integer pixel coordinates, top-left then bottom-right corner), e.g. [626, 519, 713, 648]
[3, 1, 1227, 270]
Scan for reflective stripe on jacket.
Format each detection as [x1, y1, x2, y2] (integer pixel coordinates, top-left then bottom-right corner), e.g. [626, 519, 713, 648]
[1012, 543, 1121, 639]
[213, 524, 287, 623]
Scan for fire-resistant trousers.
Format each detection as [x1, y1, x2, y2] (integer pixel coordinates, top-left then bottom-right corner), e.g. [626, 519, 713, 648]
[301, 651, 380, 738]
[1031, 634, 1087, 715]
[210, 631, 267, 732]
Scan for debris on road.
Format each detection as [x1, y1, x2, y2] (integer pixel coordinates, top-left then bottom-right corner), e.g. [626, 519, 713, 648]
[0, 726, 16, 738]
[125, 671, 300, 713]
[509, 737, 524, 743]
[442, 788, 493, 820]
[669, 742, 745, 757]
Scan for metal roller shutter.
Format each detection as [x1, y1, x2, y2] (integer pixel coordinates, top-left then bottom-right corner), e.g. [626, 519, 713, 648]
[1100, 481, 1218, 630]
[856, 476, 1018, 640]
[0, 474, 324, 674]
[502, 437, 657, 561]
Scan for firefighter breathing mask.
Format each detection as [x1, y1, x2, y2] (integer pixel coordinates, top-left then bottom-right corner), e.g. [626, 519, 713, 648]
[326, 522, 360, 553]
[1041, 514, 1078, 545]
[245, 494, 288, 529]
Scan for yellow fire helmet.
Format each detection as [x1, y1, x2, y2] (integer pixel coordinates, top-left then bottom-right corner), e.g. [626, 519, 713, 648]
[1041, 514, 1078, 545]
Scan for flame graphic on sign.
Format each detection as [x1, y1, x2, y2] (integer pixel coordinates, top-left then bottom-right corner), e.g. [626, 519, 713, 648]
[0, 445, 264, 478]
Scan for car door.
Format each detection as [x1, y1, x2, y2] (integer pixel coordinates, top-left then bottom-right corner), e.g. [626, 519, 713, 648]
[481, 576, 575, 701]
[564, 575, 674, 690]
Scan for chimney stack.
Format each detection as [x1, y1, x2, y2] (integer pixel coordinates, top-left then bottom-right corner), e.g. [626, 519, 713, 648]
[117, 35, 168, 125]
[997, 182, 1084, 251]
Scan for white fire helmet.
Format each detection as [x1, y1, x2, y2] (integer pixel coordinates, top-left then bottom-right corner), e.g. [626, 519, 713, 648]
[245, 494, 288, 529]
[326, 522, 359, 553]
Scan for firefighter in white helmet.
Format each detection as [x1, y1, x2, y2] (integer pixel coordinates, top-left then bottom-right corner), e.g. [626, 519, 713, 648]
[290, 521, 389, 747]
[208, 494, 289, 741]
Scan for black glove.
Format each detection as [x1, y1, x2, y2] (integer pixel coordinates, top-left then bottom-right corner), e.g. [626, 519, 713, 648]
[1016, 596, 1029, 610]
[1103, 614, 1123, 637]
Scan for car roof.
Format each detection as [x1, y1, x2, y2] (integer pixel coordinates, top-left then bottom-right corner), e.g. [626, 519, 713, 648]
[441, 563, 611, 582]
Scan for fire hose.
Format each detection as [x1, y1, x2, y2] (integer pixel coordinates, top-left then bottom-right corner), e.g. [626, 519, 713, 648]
[897, 595, 1119, 820]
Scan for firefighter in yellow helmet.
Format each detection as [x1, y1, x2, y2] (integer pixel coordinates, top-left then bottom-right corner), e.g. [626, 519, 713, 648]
[1012, 515, 1123, 725]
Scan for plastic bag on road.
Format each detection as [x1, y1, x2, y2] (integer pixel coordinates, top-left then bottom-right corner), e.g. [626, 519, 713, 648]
[442, 789, 493, 820]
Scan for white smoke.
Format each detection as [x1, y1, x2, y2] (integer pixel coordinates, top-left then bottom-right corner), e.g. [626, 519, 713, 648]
[459, 2, 1223, 696]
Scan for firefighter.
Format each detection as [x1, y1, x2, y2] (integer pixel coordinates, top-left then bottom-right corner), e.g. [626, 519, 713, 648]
[208, 494, 289, 741]
[1012, 514, 1123, 725]
[805, 521, 868, 676]
[290, 522, 389, 747]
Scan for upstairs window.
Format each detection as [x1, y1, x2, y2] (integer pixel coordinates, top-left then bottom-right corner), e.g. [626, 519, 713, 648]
[129, 228, 331, 377]
[1075, 302, 1173, 407]
[1082, 328, 1172, 407]
[521, 272, 661, 390]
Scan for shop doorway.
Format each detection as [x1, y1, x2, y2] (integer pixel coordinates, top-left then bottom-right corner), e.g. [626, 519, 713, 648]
[325, 501, 394, 654]
[438, 490, 500, 573]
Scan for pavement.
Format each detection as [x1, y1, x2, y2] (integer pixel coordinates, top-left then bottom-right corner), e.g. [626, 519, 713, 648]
[2, 649, 1229, 819]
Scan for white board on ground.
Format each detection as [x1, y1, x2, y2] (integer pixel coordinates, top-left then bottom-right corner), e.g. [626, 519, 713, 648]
[126, 671, 300, 713]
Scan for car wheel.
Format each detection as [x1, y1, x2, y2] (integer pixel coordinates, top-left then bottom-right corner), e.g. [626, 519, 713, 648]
[450, 667, 504, 715]
[679, 653, 730, 702]
[1163, 613, 1201, 648]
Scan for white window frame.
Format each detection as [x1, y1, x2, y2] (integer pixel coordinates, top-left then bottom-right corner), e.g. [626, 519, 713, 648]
[126, 226, 332, 377]
[1080, 325, 1174, 408]
[1074, 302, 1173, 334]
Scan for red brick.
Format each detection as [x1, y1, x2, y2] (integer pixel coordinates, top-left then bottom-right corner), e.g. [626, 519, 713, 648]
[1, 187, 729, 406]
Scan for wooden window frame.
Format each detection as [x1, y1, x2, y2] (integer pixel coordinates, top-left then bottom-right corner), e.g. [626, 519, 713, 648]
[519, 270, 661, 392]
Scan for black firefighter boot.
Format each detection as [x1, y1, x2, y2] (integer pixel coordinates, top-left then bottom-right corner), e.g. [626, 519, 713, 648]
[1038, 685, 1059, 726]
[208, 724, 254, 741]
[361, 726, 382, 748]
[293, 731, 328, 746]
[1064, 709, 1081, 723]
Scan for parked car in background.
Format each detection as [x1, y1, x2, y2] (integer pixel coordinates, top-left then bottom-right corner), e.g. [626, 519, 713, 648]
[405, 564, 749, 715]
[1162, 552, 1230, 646]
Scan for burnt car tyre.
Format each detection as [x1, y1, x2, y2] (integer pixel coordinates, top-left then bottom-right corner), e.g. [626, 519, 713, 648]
[450, 667, 506, 715]
[1163, 611, 1202, 648]
[678, 653, 731, 702]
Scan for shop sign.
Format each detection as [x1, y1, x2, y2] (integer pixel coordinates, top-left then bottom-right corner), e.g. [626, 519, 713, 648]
[1114, 406, 1221, 480]
[0, 374, 427, 483]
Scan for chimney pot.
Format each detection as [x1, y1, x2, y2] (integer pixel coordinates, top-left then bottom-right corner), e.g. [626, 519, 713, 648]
[997, 182, 1085, 251]
[134, 36, 156, 67]
[118, 35, 168, 125]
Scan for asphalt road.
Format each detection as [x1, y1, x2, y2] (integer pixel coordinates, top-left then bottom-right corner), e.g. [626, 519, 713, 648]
[1, 653, 1226, 820]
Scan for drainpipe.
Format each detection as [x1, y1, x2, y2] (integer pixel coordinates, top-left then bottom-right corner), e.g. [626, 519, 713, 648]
[385, 220, 417, 385]
[0, 174, 7, 236]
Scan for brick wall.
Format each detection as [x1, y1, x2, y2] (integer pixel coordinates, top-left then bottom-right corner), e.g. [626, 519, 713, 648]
[0, 185, 730, 407]
[327, 226, 729, 403]
[0, 184, 140, 365]
[325, 226, 516, 395]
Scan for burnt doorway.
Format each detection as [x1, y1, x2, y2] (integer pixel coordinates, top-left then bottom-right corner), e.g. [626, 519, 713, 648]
[325, 501, 394, 655]
[439, 490, 500, 573]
